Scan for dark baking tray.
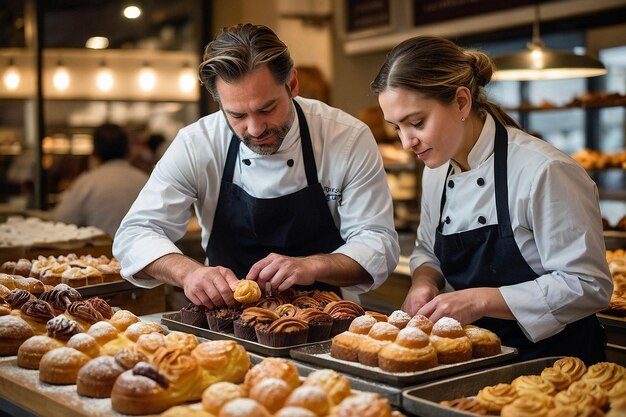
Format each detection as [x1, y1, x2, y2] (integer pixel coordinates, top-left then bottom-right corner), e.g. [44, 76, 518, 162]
[161, 311, 330, 357]
[289, 341, 517, 386]
[76, 279, 135, 298]
[401, 357, 561, 417]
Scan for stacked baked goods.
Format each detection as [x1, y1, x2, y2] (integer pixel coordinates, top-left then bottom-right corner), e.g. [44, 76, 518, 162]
[0, 216, 107, 249]
[1, 252, 122, 287]
[157, 357, 406, 417]
[330, 314, 501, 373]
[603, 249, 626, 316]
[179, 282, 364, 348]
[440, 356, 626, 416]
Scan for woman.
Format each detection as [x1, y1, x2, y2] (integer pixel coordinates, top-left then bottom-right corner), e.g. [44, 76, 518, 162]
[371, 35, 612, 363]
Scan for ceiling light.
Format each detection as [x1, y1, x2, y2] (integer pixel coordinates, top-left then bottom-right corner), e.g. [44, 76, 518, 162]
[493, 5, 607, 81]
[86, 36, 109, 49]
[123, 5, 141, 19]
[96, 61, 114, 91]
[138, 63, 156, 92]
[3, 58, 20, 90]
[53, 60, 70, 91]
[179, 63, 196, 93]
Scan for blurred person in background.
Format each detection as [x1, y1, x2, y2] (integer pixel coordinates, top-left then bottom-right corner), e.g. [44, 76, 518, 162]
[52, 123, 148, 237]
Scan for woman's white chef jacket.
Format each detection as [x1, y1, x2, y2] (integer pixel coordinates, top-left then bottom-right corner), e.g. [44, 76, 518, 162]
[113, 96, 400, 294]
[410, 113, 613, 342]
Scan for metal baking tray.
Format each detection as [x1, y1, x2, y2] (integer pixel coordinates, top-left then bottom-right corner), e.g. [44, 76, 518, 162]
[401, 356, 561, 417]
[161, 311, 331, 357]
[289, 341, 517, 386]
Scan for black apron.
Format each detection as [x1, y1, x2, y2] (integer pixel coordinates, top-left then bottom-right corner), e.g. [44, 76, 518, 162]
[206, 100, 344, 293]
[433, 115, 606, 364]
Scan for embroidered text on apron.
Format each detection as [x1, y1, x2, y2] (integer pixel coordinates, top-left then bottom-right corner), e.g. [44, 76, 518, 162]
[206, 100, 345, 294]
[433, 115, 606, 364]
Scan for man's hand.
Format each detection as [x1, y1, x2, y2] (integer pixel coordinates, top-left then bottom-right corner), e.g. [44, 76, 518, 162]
[401, 283, 439, 316]
[182, 266, 240, 309]
[246, 253, 318, 294]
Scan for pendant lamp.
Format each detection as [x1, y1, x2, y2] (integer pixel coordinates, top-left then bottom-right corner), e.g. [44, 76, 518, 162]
[493, 4, 607, 81]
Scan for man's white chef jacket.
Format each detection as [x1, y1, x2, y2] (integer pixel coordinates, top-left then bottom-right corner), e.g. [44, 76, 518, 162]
[113, 96, 400, 294]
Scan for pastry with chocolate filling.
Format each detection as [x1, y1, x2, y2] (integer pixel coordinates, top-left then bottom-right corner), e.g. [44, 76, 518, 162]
[19, 299, 57, 334]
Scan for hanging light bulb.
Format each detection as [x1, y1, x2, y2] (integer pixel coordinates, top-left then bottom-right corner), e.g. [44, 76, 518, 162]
[123, 5, 142, 19]
[53, 60, 70, 91]
[96, 61, 114, 92]
[179, 63, 196, 93]
[493, 4, 606, 81]
[138, 62, 156, 92]
[3, 58, 21, 91]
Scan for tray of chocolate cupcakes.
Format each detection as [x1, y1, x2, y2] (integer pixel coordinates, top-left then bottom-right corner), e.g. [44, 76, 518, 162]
[289, 314, 518, 386]
[161, 281, 369, 357]
[401, 356, 625, 417]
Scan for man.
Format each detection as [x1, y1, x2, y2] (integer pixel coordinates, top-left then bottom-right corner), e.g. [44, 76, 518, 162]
[113, 23, 399, 309]
[53, 123, 148, 237]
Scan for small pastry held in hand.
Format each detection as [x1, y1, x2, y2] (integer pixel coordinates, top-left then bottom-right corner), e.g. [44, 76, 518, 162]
[233, 280, 261, 304]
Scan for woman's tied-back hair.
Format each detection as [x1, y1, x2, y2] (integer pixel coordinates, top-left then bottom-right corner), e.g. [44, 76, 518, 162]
[199, 23, 294, 101]
[371, 35, 519, 129]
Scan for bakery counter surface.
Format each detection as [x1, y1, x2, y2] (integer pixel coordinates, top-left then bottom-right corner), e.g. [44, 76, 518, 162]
[0, 356, 163, 417]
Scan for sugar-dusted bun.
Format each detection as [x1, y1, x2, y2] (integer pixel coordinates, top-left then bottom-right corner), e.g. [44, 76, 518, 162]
[39, 346, 90, 384]
[114, 346, 148, 370]
[0, 314, 35, 355]
[124, 321, 164, 342]
[233, 280, 261, 304]
[165, 331, 199, 353]
[365, 311, 388, 322]
[111, 362, 173, 415]
[511, 375, 557, 397]
[0, 283, 11, 298]
[302, 369, 352, 406]
[500, 396, 551, 417]
[348, 315, 378, 335]
[387, 310, 411, 329]
[87, 321, 119, 345]
[249, 377, 293, 413]
[218, 398, 271, 417]
[440, 397, 489, 415]
[76, 355, 125, 398]
[66, 333, 100, 358]
[330, 330, 363, 362]
[161, 403, 214, 417]
[378, 327, 438, 373]
[476, 383, 519, 413]
[541, 367, 572, 391]
[284, 385, 331, 416]
[463, 324, 501, 358]
[429, 317, 472, 364]
[17, 335, 64, 369]
[135, 332, 167, 357]
[580, 362, 625, 391]
[327, 392, 392, 417]
[358, 321, 400, 367]
[553, 357, 587, 382]
[274, 406, 318, 417]
[108, 309, 140, 332]
[201, 381, 246, 415]
[13, 276, 44, 295]
[244, 357, 301, 391]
